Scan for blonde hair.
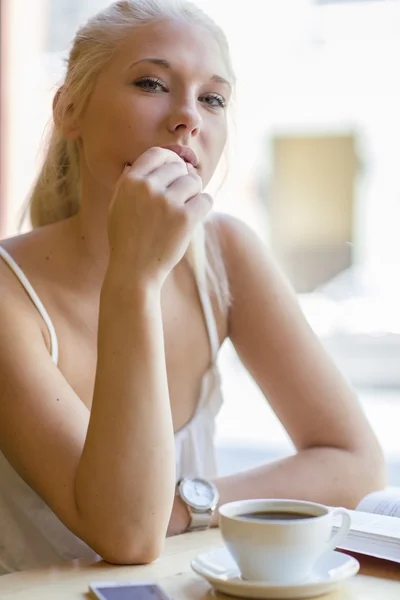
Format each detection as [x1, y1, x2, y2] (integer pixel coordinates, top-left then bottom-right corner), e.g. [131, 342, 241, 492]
[27, 0, 234, 311]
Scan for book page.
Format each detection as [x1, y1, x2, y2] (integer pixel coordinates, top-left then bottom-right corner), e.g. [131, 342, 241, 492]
[333, 509, 400, 540]
[356, 488, 400, 518]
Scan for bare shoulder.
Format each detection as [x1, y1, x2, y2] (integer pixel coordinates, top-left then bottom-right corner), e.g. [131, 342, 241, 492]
[0, 233, 49, 359]
[0, 230, 42, 309]
[206, 210, 252, 243]
[0, 220, 74, 294]
[207, 211, 288, 295]
[208, 211, 268, 257]
[0, 222, 64, 275]
[0, 223, 70, 350]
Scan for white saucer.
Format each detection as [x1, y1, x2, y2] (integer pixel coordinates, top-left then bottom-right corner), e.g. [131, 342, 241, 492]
[190, 547, 360, 599]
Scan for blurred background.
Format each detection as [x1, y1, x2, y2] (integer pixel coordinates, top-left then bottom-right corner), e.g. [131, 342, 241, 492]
[1, 0, 400, 486]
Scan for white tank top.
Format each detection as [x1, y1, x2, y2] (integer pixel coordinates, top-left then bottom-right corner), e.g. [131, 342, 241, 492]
[0, 245, 224, 574]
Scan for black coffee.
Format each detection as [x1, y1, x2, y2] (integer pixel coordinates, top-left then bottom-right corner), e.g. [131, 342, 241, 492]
[237, 511, 317, 521]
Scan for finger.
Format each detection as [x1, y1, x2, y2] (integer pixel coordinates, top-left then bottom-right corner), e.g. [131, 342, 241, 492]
[147, 160, 189, 189]
[185, 193, 213, 223]
[127, 147, 185, 178]
[165, 172, 203, 205]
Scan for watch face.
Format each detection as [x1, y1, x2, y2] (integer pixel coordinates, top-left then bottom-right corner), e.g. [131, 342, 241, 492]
[180, 478, 218, 511]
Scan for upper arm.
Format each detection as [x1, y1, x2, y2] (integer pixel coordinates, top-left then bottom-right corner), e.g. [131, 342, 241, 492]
[215, 213, 380, 454]
[0, 291, 90, 541]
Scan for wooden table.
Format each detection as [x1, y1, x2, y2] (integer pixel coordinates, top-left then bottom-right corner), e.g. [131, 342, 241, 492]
[0, 529, 399, 599]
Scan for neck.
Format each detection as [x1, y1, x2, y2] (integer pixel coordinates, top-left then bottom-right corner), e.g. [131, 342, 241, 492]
[66, 174, 113, 286]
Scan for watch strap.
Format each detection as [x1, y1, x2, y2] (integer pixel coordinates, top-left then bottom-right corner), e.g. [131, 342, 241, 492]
[188, 508, 213, 531]
[176, 478, 218, 532]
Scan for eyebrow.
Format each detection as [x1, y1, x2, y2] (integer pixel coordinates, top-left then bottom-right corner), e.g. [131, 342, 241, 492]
[128, 57, 232, 89]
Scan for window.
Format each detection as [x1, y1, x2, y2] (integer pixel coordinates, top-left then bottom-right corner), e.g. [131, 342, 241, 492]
[2, 0, 400, 484]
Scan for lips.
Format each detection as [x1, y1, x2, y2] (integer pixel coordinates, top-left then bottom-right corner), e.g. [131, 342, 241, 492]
[162, 144, 199, 168]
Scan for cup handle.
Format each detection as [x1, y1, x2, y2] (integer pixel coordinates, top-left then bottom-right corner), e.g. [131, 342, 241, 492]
[325, 507, 351, 553]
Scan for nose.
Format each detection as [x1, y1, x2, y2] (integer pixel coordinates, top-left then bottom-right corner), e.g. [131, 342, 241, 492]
[167, 96, 202, 137]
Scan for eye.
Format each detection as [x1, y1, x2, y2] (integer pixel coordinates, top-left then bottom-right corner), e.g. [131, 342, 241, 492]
[200, 93, 227, 109]
[134, 77, 168, 93]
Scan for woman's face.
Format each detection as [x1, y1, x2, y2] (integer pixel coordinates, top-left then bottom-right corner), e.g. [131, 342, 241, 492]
[75, 18, 232, 192]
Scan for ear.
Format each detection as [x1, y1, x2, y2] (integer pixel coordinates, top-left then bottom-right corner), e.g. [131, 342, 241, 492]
[52, 87, 81, 141]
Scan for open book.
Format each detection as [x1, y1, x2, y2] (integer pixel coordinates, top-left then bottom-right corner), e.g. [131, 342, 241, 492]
[332, 488, 400, 563]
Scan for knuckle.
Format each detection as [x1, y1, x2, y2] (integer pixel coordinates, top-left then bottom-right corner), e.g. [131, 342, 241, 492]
[177, 161, 189, 175]
[146, 146, 161, 157]
[138, 176, 157, 196]
[177, 207, 190, 225]
[164, 189, 177, 205]
[150, 146, 175, 162]
[202, 193, 213, 206]
[123, 168, 139, 183]
[188, 170, 202, 187]
[167, 163, 185, 180]
[118, 173, 135, 194]
[195, 177, 204, 194]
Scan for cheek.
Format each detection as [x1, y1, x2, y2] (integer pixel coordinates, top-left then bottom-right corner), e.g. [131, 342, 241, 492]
[201, 119, 227, 184]
[77, 106, 129, 188]
[81, 94, 165, 156]
[205, 120, 227, 162]
[77, 95, 166, 189]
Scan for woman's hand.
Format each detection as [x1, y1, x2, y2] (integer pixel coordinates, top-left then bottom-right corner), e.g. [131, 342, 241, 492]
[107, 147, 212, 286]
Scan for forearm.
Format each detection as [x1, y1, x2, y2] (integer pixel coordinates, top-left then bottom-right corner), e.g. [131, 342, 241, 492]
[75, 269, 175, 561]
[168, 445, 385, 535]
[209, 445, 385, 526]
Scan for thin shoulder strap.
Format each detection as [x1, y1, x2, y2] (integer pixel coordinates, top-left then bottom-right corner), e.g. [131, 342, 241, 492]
[0, 246, 59, 365]
[196, 276, 220, 362]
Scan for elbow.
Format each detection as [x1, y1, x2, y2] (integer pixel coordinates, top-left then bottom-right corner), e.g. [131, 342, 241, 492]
[74, 499, 171, 566]
[81, 516, 167, 566]
[347, 440, 387, 507]
[95, 534, 165, 566]
[362, 443, 387, 492]
[100, 545, 163, 567]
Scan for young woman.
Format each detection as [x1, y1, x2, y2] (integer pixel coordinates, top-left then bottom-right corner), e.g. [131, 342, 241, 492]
[0, 0, 385, 574]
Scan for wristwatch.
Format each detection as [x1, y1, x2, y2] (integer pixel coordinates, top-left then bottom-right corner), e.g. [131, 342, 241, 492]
[177, 477, 220, 532]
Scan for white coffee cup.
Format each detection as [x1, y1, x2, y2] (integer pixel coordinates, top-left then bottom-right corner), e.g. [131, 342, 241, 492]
[219, 499, 351, 584]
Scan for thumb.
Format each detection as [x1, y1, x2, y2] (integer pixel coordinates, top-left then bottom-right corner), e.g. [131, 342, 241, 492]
[185, 193, 213, 223]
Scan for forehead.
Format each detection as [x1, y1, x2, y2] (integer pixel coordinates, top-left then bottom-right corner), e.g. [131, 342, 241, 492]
[111, 19, 230, 81]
